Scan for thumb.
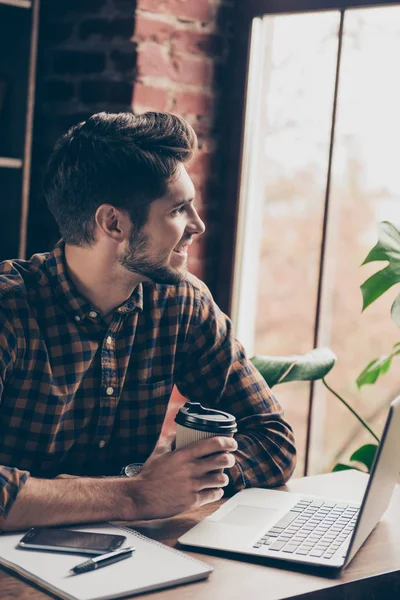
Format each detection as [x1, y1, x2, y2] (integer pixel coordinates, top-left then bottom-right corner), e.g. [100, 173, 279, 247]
[164, 432, 176, 451]
[152, 433, 176, 456]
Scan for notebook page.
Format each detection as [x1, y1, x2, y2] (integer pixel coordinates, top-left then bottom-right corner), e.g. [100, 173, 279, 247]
[0, 523, 212, 600]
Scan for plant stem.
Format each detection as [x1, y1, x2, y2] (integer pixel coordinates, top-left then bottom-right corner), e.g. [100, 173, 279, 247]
[322, 378, 380, 443]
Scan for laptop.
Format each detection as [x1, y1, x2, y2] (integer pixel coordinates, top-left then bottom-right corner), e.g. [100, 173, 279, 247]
[178, 396, 400, 571]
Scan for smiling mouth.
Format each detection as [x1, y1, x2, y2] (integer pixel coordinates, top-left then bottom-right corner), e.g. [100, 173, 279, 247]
[173, 244, 189, 255]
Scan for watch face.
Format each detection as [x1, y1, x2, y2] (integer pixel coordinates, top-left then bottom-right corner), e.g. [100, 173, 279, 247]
[124, 463, 143, 477]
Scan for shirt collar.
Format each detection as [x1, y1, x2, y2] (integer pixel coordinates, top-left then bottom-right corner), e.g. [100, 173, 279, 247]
[46, 240, 143, 322]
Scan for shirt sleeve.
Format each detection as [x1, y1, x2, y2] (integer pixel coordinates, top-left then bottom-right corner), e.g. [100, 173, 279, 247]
[175, 284, 297, 492]
[0, 309, 30, 518]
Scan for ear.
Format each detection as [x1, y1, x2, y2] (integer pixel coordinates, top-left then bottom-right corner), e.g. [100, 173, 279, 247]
[95, 204, 131, 242]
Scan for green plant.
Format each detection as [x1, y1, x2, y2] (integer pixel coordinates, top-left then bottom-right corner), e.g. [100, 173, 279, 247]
[336, 221, 400, 470]
[251, 348, 336, 388]
[251, 221, 400, 474]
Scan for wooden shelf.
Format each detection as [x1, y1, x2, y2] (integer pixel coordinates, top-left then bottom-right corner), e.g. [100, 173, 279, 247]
[0, 0, 31, 8]
[0, 0, 39, 260]
[0, 157, 23, 169]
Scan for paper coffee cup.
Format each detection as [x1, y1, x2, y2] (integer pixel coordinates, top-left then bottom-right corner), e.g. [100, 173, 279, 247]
[174, 401, 237, 450]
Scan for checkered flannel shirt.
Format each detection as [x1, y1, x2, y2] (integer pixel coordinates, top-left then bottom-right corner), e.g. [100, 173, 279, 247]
[0, 241, 296, 517]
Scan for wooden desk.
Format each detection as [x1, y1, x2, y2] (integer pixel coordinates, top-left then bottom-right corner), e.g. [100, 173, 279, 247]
[1, 471, 399, 600]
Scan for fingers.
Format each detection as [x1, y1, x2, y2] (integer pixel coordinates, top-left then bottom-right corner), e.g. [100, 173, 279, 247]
[200, 451, 236, 471]
[196, 487, 225, 506]
[196, 471, 229, 491]
[184, 436, 238, 459]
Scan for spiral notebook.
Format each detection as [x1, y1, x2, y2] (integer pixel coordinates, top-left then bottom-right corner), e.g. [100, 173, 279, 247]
[0, 523, 213, 600]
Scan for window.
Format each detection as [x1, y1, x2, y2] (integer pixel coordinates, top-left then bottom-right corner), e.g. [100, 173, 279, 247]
[233, 4, 400, 475]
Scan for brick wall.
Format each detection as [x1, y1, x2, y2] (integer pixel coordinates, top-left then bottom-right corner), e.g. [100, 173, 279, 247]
[27, 0, 242, 436]
[131, 0, 237, 432]
[30, 0, 237, 293]
[28, 0, 137, 257]
[132, 0, 235, 287]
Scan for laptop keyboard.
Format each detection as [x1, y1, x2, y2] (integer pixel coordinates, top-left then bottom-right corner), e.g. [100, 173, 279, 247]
[253, 498, 359, 559]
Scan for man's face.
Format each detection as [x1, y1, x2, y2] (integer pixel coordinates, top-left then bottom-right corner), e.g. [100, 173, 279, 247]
[119, 163, 205, 284]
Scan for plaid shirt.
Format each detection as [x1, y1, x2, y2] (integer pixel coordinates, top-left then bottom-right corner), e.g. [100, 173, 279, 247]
[0, 241, 296, 517]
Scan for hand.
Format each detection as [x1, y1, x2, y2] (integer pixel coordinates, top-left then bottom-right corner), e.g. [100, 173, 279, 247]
[126, 435, 237, 520]
[55, 435, 176, 481]
[147, 433, 176, 460]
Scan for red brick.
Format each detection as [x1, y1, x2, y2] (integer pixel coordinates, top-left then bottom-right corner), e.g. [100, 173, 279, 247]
[138, 44, 213, 87]
[171, 31, 224, 57]
[174, 90, 213, 116]
[134, 15, 175, 44]
[137, 0, 212, 22]
[133, 82, 170, 112]
[137, 44, 173, 79]
[184, 114, 213, 137]
[189, 150, 213, 176]
[171, 54, 213, 86]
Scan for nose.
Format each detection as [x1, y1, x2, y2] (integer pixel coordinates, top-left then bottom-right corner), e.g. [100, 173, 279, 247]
[187, 206, 206, 236]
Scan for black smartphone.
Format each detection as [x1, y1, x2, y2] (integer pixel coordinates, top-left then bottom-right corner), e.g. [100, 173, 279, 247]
[18, 528, 126, 555]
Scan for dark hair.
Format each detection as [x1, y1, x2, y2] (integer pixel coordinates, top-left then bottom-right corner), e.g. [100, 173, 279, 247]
[43, 111, 198, 246]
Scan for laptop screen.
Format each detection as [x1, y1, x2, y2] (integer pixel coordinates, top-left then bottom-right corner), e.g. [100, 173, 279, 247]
[344, 397, 400, 565]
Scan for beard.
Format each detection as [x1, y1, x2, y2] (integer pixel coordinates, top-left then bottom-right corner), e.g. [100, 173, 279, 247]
[118, 227, 187, 285]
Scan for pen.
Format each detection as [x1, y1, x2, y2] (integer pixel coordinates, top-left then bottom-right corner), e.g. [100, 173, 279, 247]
[70, 546, 136, 575]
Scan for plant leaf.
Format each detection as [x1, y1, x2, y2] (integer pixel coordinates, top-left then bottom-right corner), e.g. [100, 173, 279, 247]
[391, 294, 400, 328]
[356, 341, 400, 388]
[332, 463, 362, 472]
[349, 444, 378, 471]
[356, 355, 392, 388]
[361, 221, 400, 316]
[251, 348, 336, 388]
[362, 221, 400, 264]
[360, 268, 400, 312]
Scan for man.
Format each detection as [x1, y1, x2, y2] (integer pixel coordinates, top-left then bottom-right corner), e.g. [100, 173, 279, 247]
[0, 112, 296, 531]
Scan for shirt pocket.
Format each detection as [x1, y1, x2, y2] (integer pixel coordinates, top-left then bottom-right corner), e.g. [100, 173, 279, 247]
[122, 377, 173, 405]
[118, 377, 174, 456]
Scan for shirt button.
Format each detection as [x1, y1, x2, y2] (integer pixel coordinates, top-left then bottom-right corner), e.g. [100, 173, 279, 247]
[106, 336, 113, 345]
[98, 440, 106, 448]
[89, 311, 98, 318]
[106, 386, 114, 396]
[74, 315, 81, 322]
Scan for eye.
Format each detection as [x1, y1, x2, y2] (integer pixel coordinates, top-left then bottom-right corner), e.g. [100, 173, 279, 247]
[171, 205, 187, 216]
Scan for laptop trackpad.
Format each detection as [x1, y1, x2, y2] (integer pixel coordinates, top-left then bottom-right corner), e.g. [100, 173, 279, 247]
[219, 505, 278, 527]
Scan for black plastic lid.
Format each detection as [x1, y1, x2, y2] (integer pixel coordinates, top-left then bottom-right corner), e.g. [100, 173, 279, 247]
[174, 401, 237, 434]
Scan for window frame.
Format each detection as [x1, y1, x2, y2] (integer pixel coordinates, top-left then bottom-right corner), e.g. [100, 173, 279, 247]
[216, 0, 400, 475]
[217, 0, 400, 317]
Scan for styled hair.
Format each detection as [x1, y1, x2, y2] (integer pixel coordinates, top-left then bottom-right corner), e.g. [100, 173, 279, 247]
[43, 111, 198, 246]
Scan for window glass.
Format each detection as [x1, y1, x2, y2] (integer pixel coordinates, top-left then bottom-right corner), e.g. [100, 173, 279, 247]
[248, 6, 400, 475]
[252, 11, 340, 475]
[310, 6, 400, 473]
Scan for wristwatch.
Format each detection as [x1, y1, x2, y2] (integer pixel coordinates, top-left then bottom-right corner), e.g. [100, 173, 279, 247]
[120, 463, 143, 477]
